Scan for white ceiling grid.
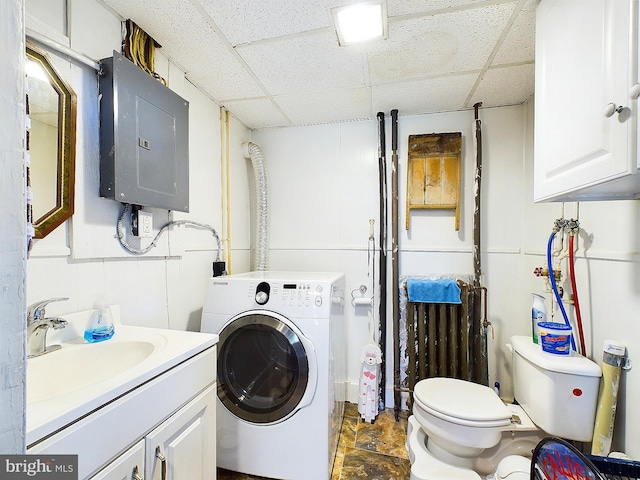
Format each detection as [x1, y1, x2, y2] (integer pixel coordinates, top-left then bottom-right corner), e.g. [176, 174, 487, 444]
[100, 0, 539, 129]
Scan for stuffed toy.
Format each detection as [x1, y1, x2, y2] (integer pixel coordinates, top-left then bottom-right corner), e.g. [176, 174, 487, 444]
[358, 343, 382, 423]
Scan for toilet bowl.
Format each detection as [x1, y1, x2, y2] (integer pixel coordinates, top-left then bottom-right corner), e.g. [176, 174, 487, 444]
[407, 336, 603, 480]
[486, 455, 531, 480]
[407, 416, 539, 479]
[407, 416, 483, 480]
[409, 379, 543, 477]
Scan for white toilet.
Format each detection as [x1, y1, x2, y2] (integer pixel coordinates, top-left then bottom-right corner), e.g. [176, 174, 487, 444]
[406, 335, 602, 480]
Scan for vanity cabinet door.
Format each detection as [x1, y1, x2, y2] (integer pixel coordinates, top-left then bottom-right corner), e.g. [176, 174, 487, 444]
[145, 384, 216, 480]
[90, 440, 145, 480]
[534, 0, 639, 202]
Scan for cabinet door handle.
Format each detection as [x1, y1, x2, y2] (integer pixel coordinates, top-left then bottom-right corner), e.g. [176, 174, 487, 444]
[155, 447, 167, 480]
[132, 465, 143, 480]
[630, 83, 640, 100]
[604, 102, 626, 118]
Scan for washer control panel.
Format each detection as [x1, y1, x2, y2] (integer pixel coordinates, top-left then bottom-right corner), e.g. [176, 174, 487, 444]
[255, 281, 271, 305]
[281, 282, 322, 307]
[248, 280, 334, 317]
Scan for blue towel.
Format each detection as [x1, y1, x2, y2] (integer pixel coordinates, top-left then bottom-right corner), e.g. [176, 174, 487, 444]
[407, 279, 461, 304]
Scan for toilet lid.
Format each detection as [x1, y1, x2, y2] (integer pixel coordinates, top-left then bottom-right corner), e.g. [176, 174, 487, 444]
[414, 378, 511, 425]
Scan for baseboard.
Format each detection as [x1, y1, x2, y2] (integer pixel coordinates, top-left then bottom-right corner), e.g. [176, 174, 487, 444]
[346, 381, 410, 412]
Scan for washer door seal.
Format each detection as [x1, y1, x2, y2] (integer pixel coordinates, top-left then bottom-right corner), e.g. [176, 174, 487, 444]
[217, 310, 316, 424]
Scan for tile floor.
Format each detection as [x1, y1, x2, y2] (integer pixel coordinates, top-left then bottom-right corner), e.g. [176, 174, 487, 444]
[217, 402, 411, 480]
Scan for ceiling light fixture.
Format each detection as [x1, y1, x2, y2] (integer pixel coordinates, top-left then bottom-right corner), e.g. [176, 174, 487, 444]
[331, 0, 388, 46]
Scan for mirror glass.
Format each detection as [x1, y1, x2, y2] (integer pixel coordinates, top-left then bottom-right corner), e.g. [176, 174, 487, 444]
[26, 42, 76, 239]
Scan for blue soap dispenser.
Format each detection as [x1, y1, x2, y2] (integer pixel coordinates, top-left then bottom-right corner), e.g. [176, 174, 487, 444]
[84, 303, 115, 343]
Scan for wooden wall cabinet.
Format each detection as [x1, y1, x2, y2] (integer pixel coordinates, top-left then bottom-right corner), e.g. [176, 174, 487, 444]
[406, 133, 462, 229]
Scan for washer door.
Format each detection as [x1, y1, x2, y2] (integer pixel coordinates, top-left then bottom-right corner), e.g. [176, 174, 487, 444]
[217, 310, 317, 424]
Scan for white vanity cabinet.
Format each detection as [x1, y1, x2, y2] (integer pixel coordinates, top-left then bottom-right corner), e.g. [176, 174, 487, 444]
[90, 385, 216, 480]
[28, 343, 217, 479]
[90, 440, 145, 480]
[145, 384, 216, 480]
[534, 0, 640, 202]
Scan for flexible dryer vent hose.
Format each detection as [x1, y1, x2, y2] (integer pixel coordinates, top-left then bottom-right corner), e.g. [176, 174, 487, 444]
[243, 142, 269, 271]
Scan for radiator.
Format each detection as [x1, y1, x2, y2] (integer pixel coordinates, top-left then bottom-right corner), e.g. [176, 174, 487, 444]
[399, 280, 488, 411]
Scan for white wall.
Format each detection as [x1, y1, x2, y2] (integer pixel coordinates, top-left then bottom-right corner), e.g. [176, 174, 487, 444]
[13, 0, 640, 461]
[0, 0, 27, 454]
[24, 0, 251, 335]
[252, 105, 530, 405]
[253, 102, 640, 458]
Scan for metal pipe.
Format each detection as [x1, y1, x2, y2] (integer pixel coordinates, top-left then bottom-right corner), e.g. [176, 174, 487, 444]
[473, 102, 483, 287]
[376, 112, 388, 412]
[407, 302, 416, 408]
[26, 29, 101, 71]
[390, 109, 401, 419]
[220, 108, 232, 274]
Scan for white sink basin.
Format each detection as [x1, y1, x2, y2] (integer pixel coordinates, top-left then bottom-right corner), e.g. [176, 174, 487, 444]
[26, 305, 218, 446]
[27, 340, 157, 403]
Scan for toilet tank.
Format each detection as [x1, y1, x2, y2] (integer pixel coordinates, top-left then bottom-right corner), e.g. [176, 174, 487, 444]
[511, 335, 601, 442]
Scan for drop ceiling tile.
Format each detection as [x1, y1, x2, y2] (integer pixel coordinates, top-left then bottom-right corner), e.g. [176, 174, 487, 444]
[183, 51, 265, 101]
[195, 0, 336, 46]
[368, 3, 516, 84]
[468, 63, 534, 108]
[388, 0, 501, 17]
[101, 0, 538, 129]
[102, 0, 264, 100]
[103, 0, 202, 47]
[237, 29, 367, 96]
[274, 86, 372, 125]
[372, 73, 478, 115]
[223, 97, 291, 129]
[492, 0, 539, 66]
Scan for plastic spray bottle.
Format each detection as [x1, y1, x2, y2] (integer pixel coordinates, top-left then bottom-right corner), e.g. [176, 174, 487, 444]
[84, 303, 115, 343]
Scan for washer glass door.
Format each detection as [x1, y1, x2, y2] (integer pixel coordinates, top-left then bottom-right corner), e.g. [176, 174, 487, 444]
[217, 311, 311, 424]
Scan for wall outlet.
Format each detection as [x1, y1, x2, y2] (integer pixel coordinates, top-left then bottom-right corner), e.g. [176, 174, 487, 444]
[138, 210, 153, 238]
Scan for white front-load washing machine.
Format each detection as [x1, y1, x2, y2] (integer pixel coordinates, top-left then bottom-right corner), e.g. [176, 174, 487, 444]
[201, 271, 345, 480]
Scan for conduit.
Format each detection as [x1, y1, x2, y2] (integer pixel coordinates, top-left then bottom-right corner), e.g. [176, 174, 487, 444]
[221, 108, 232, 274]
[26, 28, 100, 71]
[243, 142, 269, 271]
[116, 203, 222, 256]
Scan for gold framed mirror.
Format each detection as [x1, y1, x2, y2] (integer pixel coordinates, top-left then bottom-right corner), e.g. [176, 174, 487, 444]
[26, 42, 77, 239]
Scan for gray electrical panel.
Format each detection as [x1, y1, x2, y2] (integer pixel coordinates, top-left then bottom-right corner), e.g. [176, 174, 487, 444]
[99, 51, 189, 212]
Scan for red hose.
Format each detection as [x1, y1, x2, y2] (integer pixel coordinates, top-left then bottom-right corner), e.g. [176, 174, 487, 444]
[568, 234, 586, 355]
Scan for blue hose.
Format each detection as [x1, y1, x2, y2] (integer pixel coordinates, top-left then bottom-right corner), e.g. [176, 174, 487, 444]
[547, 231, 577, 351]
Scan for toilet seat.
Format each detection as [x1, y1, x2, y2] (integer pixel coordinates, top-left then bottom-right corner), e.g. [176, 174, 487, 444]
[414, 378, 512, 427]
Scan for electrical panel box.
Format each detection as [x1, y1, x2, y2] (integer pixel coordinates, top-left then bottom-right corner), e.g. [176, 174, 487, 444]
[99, 51, 189, 212]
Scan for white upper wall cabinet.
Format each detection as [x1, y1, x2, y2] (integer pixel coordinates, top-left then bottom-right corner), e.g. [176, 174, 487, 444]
[534, 0, 640, 202]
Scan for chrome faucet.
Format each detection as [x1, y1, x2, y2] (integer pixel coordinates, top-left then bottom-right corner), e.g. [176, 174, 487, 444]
[27, 297, 69, 358]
